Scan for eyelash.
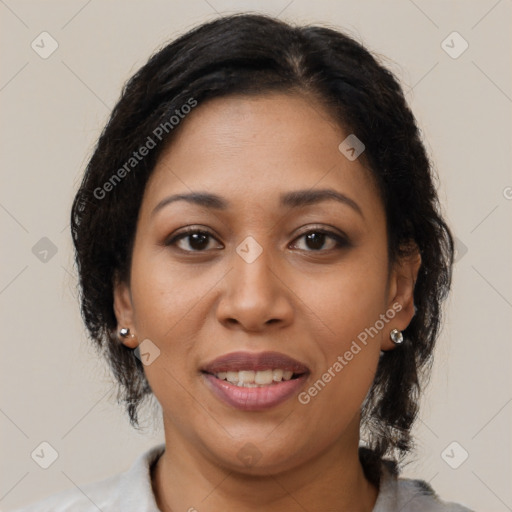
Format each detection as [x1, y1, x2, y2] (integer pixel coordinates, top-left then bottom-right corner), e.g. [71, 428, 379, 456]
[165, 226, 349, 253]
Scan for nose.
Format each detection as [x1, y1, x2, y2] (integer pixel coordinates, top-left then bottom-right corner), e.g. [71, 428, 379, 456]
[215, 245, 294, 332]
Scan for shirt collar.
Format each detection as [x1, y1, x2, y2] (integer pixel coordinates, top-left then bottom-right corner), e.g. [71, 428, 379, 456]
[118, 442, 166, 511]
[119, 443, 400, 511]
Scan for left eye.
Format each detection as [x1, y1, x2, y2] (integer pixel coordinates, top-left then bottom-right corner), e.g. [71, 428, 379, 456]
[290, 230, 347, 251]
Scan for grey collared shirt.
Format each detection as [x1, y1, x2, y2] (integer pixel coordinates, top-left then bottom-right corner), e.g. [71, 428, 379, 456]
[11, 443, 475, 511]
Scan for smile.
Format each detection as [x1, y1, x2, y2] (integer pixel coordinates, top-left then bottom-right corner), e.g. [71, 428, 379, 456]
[213, 369, 295, 387]
[201, 351, 310, 410]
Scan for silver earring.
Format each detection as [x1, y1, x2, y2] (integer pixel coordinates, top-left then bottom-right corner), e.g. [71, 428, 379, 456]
[119, 327, 134, 339]
[390, 328, 403, 344]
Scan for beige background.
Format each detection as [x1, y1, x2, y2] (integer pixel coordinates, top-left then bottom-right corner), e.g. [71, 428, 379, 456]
[1, 1, 511, 510]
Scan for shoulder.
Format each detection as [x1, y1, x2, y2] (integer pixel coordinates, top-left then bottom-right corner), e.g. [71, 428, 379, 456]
[358, 447, 476, 512]
[10, 443, 166, 512]
[393, 476, 475, 512]
[374, 463, 476, 512]
[9, 472, 124, 512]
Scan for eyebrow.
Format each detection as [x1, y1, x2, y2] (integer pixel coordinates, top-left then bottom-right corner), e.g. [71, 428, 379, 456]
[151, 188, 364, 219]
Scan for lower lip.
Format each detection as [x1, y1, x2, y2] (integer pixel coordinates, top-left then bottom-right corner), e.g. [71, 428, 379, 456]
[203, 373, 308, 411]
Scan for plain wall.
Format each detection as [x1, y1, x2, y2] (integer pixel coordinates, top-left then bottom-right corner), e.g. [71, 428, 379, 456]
[1, 1, 511, 510]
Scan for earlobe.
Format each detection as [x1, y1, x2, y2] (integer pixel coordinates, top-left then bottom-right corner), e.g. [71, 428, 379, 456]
[382, 244, 422, 351]
[113, 275, 138, 348]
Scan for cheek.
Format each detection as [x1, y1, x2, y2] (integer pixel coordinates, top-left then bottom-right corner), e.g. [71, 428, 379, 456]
[299, 252, 389, 346]
[129, 246, 210, 339]
[298, 285, 383, 429]
[126, 251, 214, 408]
[294, 251, 387, 406]
[128, 253, 205, 415]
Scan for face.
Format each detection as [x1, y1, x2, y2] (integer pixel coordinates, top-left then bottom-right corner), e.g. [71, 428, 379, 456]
[114, 93, 420, 475]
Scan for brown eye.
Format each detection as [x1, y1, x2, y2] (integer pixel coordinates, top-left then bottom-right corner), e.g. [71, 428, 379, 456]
[166, 229, 223, 252]
[291, 229, 348, 252]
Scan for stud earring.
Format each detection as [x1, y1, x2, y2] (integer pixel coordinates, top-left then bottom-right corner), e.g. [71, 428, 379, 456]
[390, 328, 403, 344]
[118, 327, 135, 340]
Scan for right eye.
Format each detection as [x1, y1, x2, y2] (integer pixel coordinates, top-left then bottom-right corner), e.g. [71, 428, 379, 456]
[165, 228, 223, 252]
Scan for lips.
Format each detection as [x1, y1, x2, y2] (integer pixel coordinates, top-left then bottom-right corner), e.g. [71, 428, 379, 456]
[201, 351, 310, 374]
[201, 351, 310, 411]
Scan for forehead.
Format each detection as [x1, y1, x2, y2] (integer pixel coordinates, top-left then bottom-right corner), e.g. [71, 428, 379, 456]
[142, 92, 381, 217]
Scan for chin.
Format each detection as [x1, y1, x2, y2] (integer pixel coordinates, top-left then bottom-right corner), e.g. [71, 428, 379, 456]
[202, 434, 311, 477]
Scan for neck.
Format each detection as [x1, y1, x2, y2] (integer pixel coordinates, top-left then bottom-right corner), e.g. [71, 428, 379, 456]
[152, 418, 379, 511]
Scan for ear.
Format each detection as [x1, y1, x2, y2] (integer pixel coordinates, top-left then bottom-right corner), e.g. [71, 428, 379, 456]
[381, 242, 422, 351]
[113, 273, 138, 349]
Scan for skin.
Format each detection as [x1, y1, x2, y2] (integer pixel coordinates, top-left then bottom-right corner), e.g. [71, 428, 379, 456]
[113, 92, 421, 512]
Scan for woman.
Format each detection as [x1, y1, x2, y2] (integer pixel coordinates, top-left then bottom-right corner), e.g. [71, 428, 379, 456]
[15, 13, 474, 512]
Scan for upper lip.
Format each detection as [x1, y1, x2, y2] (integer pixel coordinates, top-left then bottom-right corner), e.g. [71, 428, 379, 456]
[201, 351, 310, 374]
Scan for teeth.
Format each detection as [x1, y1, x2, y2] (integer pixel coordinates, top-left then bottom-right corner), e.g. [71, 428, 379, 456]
[226, 371, 239, 384]
[214, 369, 298, 387]
[255, 369, 273, 385]
[272, 369, 283, 382]
[239, 370, 255, 384]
